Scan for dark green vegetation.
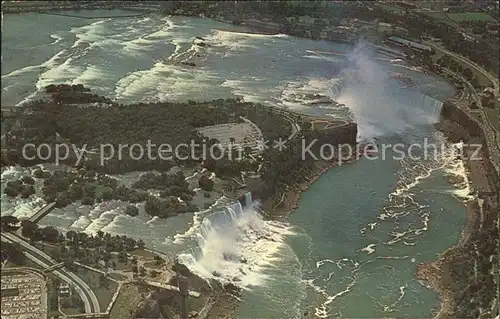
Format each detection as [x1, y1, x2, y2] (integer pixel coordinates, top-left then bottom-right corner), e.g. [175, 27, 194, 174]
[3, 85, 289, 172]
[256, 122, 357, 202]
[1, 84, 292, 217]
[0, 215, 144, 254]
[198, 174, 214, 192]
[447, 200, 497, 319]
[447, 12, 496, 22]
[3, 178, 36, 198]
[437, 105, 499, 319]
[2, 84, 306, 219]
[2, 85, 358, 223]
[0, 241, 27, 265]
[3, 166, 175, 214]
[45, 83, 112, 104]
[124, 205, 139, 217]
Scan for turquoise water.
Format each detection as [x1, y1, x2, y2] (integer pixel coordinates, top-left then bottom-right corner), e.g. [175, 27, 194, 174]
[1, 11, 468, 318]
[234, 136, 468, 318]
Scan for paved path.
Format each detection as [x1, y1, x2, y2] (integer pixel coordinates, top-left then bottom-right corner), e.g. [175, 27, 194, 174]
[435, 52, 500, 178]
[143, 280, 201, 297]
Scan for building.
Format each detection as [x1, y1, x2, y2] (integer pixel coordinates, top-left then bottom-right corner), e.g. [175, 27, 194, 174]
[385, 36, 434, 53]
[0, 288, 19, 298]
[59, 283, 70, 297]
[460, 32, 477, 43]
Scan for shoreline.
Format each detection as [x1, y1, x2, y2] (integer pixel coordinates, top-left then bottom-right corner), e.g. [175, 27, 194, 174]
[265, 156, 359, 219]
[264, 130, 487, 319]
[415, 127, 497, 318]
[415, 198, 477, 319]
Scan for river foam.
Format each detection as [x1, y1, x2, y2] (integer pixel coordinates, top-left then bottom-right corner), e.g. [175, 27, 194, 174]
[176, 201, 296, 289]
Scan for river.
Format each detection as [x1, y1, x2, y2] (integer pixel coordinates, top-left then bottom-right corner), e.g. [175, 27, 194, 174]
[1, 10, 470, 318]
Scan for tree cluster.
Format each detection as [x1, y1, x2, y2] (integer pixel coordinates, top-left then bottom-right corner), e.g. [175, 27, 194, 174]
[124, 205, 139, 217]
[258, 123, 356, 198]
[37, 168, 151, 208]
[198, 175, 214, 191]
[16, 216, 146, 256]
[3, 178, 36, 199]
[20, 219, 61, 244]
[0, 241, 26, 265]
[144, 196, 198, 218]
[1, 215, 20, 231]
[133, 171, 191, 196]
[447, 199, 498, 318]
[45, 84, 113, 105]
[5, 88, 291, 180]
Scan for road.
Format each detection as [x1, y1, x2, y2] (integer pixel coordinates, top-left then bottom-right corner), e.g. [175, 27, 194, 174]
[425, 41, 499, 144]
[1, 232, 101, 314]
[440, 51, 500, 316]
[144, 280, 201, 297]
[433, 44, 500, 179]
[432, 43, 499, 96]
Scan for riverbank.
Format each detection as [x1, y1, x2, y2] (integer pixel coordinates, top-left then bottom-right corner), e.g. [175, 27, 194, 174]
[263, 156, 359, 220]
[0, 2, 160, 14]
[417, 107, 499, 318]
[415, 199, 478, 319]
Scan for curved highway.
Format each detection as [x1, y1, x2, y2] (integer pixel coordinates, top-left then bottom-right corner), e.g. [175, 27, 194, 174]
[1, 232, 101, 314]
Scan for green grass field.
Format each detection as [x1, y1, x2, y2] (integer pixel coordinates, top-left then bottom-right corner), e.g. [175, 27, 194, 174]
[420, 11, 459, 27]
[446, 12, 496, 22]
[378, 3, 404, 13]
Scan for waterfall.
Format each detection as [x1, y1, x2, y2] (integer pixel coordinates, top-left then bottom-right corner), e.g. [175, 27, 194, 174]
[176, 200, 293, 288]
[410, 92, 443, 123]
[244, 192, 252, 208]
[331, 42, 446, 140]
[327, 76, 346, 99]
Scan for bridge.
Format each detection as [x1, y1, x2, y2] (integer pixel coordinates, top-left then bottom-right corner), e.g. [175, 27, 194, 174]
[43, 261, 66, 273]
[29, 202, 57, 224]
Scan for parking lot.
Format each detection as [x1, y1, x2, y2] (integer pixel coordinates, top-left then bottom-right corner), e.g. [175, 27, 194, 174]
[1, 272, 47, 319]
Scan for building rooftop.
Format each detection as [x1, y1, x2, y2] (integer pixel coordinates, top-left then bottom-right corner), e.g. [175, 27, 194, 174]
[387, 36, 432, 51]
